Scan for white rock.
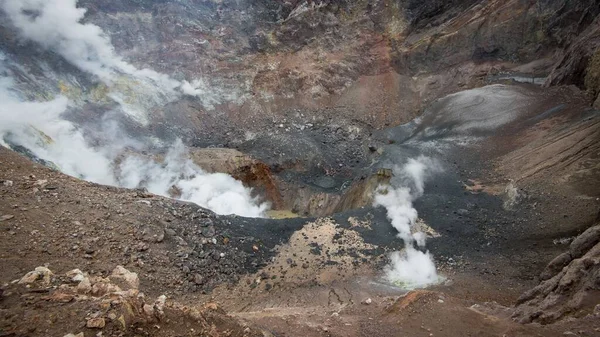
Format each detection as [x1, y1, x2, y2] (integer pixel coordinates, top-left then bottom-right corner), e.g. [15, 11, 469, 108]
[77, 277, 92, 294]
[110, 266, 139, 290]
[66, 269, 85, 283]
[18, 266, 53, 285]
[154, 295, 167, 315]
[363, 298, 372, 305]
[143, 303, 154, 316]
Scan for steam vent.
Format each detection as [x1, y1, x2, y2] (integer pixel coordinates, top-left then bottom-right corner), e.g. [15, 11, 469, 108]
[1, 0, 600, 336]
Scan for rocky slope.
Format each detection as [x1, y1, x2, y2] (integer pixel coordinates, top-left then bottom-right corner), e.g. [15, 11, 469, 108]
[514, 224, 600, 324]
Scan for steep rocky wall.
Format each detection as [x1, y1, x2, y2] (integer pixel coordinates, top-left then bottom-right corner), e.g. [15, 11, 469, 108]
[514, 224, 600, 324]
[545, 16, 600, 92]
[67, 0, 600, 133]
[3, 0, 598, 138]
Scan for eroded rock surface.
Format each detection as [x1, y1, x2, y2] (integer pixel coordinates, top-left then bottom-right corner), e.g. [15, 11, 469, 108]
[514, 224, 600, 324]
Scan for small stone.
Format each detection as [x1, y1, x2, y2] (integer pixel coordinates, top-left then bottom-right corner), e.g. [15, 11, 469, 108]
[193, 274, 204, 285]
[0, 215, 14, 222]
[2, 180, 13, 187]
[63, 333, 84, 337]
[86, 317, 105, 329]
[362, 298, 372, 305]
[456, 209, 469, 216]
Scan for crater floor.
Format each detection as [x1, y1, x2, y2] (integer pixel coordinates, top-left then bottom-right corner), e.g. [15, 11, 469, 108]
[1, 83, 599, 336]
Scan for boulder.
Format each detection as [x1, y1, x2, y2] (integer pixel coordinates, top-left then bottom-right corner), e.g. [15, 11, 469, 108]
[18, 266, 53, 285]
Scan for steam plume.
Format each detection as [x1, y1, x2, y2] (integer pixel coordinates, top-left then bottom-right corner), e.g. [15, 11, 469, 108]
[0, 69, 268, 217]
[374, 156, 442, 288]
[0, 1, 269, 217]
[1, 0, 235, 117]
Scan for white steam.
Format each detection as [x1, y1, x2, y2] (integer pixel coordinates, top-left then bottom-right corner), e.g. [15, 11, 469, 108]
[1, 0, 233, 118]
[0, 67, 268, 218]
[0, 0, 269, 217]
[0, 74, 117, 184]
[2, 0, 178, 87]
[374, 156, 442, 289]
[117, 141, 270, 217]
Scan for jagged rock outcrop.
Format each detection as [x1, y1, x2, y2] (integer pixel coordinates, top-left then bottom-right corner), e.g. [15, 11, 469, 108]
[545, 16, 600, 103]
[513, 224, 600, 324]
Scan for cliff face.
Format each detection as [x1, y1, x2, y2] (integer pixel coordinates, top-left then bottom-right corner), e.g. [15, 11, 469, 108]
[1, 0, 598, 142]
[76, 0, 600, 132]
